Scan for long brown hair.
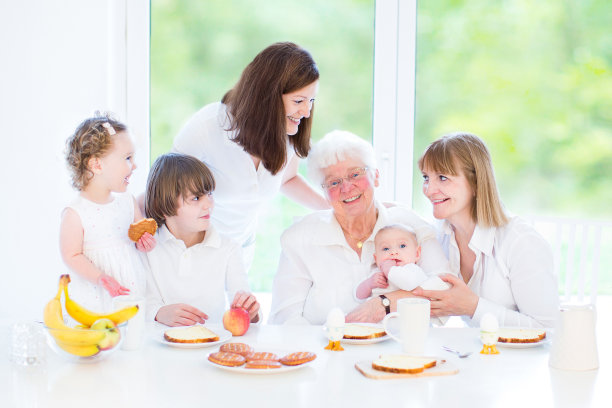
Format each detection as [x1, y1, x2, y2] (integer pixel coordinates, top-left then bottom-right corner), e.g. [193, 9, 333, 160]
[418, 132, 508, 228]
[222, 42, 319, 175]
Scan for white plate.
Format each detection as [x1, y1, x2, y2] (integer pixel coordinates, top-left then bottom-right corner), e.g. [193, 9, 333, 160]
[156, 325, 232, 349]
[206, 346, 316, 375]
[497, 339, 549, 349]
[324, 323, 390, 345]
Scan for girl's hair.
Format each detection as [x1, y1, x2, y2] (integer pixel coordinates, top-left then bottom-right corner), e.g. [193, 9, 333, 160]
[222, 42, 319, 175]
[307, 130, 377, 188]
[65, 113, 127, 190]
[145, 153, 216, 227]
[418, 132, 508, 228]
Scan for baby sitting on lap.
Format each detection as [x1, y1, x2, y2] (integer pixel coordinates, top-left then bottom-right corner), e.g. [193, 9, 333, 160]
[355, 224, 449, 325]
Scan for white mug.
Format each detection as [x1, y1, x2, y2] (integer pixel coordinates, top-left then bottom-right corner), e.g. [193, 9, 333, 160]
[113, 296, 146, 351]
[382, 298, 430, 355]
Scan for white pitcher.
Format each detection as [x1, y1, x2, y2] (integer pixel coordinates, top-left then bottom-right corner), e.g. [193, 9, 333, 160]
[549, 304, 599, 371]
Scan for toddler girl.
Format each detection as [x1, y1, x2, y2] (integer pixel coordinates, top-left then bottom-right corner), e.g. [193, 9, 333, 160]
[144, 153, 260, 326]
[60, 113, 155, 312]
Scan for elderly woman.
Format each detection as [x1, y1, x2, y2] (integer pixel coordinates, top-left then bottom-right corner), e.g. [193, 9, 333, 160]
[410, 132, 558, 327]
[269, 130, 448, 325]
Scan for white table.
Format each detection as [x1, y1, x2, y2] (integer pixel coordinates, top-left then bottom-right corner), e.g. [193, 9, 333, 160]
[1, 322, 609, 408]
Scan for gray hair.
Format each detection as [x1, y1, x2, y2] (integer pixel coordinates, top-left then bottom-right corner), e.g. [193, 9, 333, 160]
[307, 130, 377, 187]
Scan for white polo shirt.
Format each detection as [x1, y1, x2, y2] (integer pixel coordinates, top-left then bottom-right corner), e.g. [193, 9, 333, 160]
[145, 225, 252, 324]
[173, 102, 296, 252]
[438, 216, 559, 328]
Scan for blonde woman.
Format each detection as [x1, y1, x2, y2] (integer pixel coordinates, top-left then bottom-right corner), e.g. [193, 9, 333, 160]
[413, 132, 558, 327]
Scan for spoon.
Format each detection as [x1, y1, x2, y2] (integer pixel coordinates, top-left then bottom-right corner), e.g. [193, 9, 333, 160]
[442, 345, 473, 358]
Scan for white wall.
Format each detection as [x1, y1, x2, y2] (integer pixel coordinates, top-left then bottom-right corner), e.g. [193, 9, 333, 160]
[0, 0, 148, 322]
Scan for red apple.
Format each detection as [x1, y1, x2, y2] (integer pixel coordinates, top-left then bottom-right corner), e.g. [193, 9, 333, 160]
[223, 308, 250, 336]
[91, 318, 121, 350]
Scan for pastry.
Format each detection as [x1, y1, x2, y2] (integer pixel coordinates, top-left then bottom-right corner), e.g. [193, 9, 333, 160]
[219, 342, 254, 356]
[342, 324, 386, 340]
[163, 325, 219, 343]
[128, 218, 158, 242]
[280, 351, 317, 366]
[208, 351, 246, 367]
[245, 360, 282, 369]
[245, 351, 279, 362]
[372, 354, 437, 374]
[497, 328, 546, 343]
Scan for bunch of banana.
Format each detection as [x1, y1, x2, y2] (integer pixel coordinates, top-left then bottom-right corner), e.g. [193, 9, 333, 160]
[64, 282, 139, 327]
[43, 275, 105, 357]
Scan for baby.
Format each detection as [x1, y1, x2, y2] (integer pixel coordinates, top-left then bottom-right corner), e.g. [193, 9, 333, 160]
[356, 224, 450, 323]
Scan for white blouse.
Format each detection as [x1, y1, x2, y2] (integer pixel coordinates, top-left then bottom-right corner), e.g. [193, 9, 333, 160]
[145, 225, 252, 324]
[173, 102, 296, 252]
[269, 202, 449, 325]
[438, 216, 559, 327]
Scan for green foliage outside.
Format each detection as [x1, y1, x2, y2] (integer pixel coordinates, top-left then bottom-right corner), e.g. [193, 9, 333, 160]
[151, 0, 611, 293]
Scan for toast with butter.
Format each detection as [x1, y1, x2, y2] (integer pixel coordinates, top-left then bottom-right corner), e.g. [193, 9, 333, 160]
[497, 328, 546, 343]
[372, 354, 437, 374]
[164, 325, 219, 343]
[343, 324, 386, 340]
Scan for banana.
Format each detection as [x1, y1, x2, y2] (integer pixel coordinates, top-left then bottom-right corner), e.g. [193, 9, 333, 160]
[43, 274, 105, 355]
[54, 340, 100, 357]
[64, 284, 139, 327]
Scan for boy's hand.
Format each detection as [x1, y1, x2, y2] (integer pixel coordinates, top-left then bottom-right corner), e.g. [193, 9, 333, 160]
[231, 291, 261, 323]
[379, 259, 398, 276]
[135, 232, 156, 252]
[97, 274, 130, 297]
[155, 303, 208, 326]
[369, 271, 389, 289]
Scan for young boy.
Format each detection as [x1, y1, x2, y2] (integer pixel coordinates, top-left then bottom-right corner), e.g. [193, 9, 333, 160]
[144, 153, 260, 326]
[356, 224, 450, 312]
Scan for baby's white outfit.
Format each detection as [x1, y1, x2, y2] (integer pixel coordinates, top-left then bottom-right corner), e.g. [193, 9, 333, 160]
[66, 192, 147, 313]
[357, 264, 450, 326]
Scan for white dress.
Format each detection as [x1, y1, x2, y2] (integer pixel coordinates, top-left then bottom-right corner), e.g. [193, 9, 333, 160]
[66, 192, 147, 313]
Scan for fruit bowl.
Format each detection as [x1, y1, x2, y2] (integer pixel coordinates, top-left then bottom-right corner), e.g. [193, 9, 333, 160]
[44, 322, 126, 363]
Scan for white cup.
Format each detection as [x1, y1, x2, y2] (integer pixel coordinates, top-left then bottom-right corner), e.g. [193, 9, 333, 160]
[549, 304, 599, 371]
[382, 298, 430, 355]
[113, 296, 145, 351]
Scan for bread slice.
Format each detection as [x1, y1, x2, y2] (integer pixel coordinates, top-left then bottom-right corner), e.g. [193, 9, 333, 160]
[372, 354, 437, 374]
[164, 325, 219, 343]
[497, 328, 546, 343]
[343, 324, 387, 340]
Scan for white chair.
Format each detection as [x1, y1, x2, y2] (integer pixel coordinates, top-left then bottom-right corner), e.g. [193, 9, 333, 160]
[525, 216, 612, 305]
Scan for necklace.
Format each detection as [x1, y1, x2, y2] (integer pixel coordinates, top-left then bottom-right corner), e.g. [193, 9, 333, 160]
[344, 230, 370, 249]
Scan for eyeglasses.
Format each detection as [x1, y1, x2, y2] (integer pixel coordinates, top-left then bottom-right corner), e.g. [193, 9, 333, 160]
[321, 167, 369, 191]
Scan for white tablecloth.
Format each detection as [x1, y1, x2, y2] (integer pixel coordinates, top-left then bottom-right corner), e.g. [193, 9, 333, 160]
[1, 321, 609, 408]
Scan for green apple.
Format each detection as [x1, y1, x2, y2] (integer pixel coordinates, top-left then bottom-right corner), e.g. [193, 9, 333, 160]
[91, 318, 121, 350]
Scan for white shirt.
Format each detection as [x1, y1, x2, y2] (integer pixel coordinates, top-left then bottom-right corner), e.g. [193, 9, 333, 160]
[172, 102, 296, 251]
[367, 264, 450, 297]
[269, 202, 449, 325]
[145, 225, 252, 324]
[439, 216, 559, 328]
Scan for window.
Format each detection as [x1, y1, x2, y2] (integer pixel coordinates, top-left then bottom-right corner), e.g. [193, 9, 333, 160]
[150, 0, 375, 290]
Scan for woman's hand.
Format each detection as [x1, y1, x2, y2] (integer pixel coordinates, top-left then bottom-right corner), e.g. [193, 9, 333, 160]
[412, 274, 479, 318]
[97, 274, 130, 297]
[135, 232, 156, 252]
[231, 291, 261, 323]
[155, 304, 208, 326]
[345, 296, 386, 323]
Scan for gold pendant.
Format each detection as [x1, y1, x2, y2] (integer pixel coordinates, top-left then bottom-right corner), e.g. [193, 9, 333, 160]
[357, 241, 363, 249]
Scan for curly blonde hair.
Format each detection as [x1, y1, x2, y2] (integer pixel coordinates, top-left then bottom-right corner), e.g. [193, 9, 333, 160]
[65, 112, 127, 190]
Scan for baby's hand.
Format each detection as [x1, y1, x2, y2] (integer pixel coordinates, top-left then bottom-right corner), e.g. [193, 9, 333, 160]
[97, 274, 130, 297]
[135, 232, 156, 252]
[231, 291, 261, 323]
[379, 259, 398, 276]
[369, 271, 388, 289]
[156, 304, 208, 326]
